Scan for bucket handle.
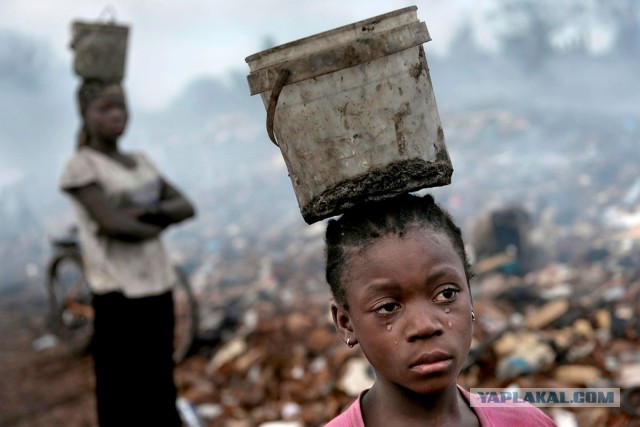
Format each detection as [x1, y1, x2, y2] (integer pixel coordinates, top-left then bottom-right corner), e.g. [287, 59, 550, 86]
[98, 5, 118, 24]
[70, 5, 121, 50]
[266, 69, 290, 146]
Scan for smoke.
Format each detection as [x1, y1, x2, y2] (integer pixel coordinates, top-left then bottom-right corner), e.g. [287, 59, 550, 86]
[1, 5, 639, 289]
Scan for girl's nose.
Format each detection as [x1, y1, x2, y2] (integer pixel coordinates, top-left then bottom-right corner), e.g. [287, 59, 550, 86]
[405, 303, 444, 342]
[112, 109, 127, 120]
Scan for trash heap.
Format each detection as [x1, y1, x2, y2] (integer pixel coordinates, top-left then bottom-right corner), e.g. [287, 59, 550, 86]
[167, 104, 639, 426]
[461, 262, 640, 426]
[173, 188, 368, 425]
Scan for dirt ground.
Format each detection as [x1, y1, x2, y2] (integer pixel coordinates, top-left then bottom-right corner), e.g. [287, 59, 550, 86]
[0, 280, 214, 427]
[0, 282, 98, 427]
[3, 269, 639, 427]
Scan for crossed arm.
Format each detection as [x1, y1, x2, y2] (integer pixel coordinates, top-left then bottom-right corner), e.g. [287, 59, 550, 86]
[68, 179, 196, 242]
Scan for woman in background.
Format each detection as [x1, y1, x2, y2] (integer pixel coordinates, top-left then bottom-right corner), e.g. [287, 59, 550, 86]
[60, 79, 195, 426]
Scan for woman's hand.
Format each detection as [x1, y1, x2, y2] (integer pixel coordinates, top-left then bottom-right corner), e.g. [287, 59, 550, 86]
[120, 205, 147, 219]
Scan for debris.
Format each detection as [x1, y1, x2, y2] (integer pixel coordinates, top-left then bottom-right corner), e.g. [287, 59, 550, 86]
[206, 337, 247, 372]
[496, 336, 555, 380]
[176, 397, 205, 427]
[196, 403, 223, 420]
[258, 422, 303, 427]
[337, 358, 375, 397]
[550, 408, 579, 427]
[552, 365, 603, 386]
[165, 106, 640, 425]
[618, 363, 640, 388]
[524, 299, 570, 329]
[32, 334, 59, 351]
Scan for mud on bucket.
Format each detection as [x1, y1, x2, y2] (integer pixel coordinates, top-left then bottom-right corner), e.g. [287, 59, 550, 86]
[70, 20, 129, 82]
[246, 6, 453, 224]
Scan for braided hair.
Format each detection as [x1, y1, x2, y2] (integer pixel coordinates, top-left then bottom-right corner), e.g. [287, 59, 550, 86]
[325, 193, 474, 308]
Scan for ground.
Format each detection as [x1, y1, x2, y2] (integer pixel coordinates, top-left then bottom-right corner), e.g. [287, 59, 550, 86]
[0, 283, 97, 427]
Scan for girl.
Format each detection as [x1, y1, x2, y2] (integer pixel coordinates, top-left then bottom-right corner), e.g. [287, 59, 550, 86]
[59, 79, 195, 426]
[324, 193, 555, 426]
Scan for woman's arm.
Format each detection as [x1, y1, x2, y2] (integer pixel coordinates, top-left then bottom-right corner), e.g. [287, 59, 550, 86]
[141, 179, 196, 226]
[68, 183, 164, 241]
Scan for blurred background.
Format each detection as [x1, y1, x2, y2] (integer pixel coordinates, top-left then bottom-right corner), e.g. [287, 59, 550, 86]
[1, 0, 639, 426]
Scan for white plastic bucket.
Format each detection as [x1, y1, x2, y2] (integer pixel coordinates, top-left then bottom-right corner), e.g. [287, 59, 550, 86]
[246, 6, 452, 224]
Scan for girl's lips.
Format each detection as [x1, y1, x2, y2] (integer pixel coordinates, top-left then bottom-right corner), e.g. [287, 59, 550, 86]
[409, 358, 453, 375]
[409, 351, 454, 375]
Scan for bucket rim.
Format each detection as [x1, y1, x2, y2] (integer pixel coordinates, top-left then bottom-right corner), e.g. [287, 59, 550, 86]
[246, 21, 430, 95]
[71, 20, 130, 31]
[244, 5, 417, 64]
[70, 20, 130, 49]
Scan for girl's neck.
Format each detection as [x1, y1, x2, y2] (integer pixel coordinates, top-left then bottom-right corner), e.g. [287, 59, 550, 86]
[87, 138, 119, 154]
[362, 382, 476, 427]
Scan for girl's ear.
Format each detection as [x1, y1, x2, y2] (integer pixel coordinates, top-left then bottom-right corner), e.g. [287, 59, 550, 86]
[331, 300, 355, 344]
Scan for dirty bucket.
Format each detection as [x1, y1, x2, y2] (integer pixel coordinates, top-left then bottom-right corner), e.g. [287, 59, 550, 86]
[70, 20, 129, 82]
[245, 6, 452, 224]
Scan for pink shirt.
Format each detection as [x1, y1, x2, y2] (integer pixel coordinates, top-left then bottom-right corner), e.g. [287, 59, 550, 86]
[325, 386, 557, 426]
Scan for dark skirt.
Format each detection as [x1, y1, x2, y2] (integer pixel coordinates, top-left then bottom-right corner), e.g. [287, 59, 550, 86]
[92, 291, 182, 427]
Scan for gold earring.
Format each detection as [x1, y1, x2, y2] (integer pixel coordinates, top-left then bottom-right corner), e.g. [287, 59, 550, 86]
[347, 338, 354, 348]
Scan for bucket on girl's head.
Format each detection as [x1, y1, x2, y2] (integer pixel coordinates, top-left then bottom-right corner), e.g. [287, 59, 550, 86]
[246, 6, 452, 224]
[70, 20, 129, 82]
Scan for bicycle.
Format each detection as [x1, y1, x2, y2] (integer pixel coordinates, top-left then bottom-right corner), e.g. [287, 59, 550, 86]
[45, 226, 198, 363]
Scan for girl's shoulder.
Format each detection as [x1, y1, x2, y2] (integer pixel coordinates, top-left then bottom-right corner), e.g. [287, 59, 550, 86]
[65, 146, 93, 163]
[324, 391, 366, 427]
[66, 147, 111, 168]
[60, 148, 101, 189]
[78, 148, 157, 171]
[474, 404, 556, 426]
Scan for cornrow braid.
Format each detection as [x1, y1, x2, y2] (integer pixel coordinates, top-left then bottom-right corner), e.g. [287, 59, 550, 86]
[325, 193, 474, 308]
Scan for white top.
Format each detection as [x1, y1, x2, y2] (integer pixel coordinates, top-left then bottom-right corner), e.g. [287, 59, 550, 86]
[59, 147, 176, 297]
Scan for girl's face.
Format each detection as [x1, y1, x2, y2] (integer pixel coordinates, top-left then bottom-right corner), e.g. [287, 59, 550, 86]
[84, 92, 128, 142]
[332, 227, 473, 395]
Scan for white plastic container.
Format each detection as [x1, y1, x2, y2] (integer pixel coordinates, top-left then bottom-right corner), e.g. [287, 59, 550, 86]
[246, 6, 452, 223]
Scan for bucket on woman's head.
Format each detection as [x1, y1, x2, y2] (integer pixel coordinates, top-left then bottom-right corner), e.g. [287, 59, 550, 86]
[246, 6, 453, 224]
[70, 20, 129, 82]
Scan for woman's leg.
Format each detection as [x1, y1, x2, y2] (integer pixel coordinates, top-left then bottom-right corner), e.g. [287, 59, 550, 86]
[92, 292, 131, 426]
[92, 291, 181, 427]
[130, 291, 181, 426]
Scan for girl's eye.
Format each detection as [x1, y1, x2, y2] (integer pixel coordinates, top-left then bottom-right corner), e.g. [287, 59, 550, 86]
[374, 302, 401, 315]
[434, 288, 458, 302]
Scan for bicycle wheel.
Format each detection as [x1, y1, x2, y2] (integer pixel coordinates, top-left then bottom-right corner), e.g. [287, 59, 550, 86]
[46, 254, 94, 354]
[172, 265, 198, 363]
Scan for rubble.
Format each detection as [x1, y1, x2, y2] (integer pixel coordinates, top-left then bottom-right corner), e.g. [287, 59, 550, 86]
[31, 334, 59, 352]
[524, 299, 570, 329]
[4, 103, 639, 426]
[552, 365, 603, 386]
[336, 358, 375, 397]
[618, 364, 640, 389]
[162, 106, 640, 426]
